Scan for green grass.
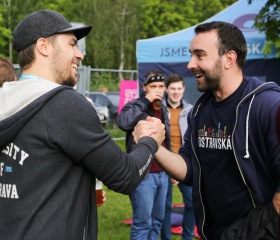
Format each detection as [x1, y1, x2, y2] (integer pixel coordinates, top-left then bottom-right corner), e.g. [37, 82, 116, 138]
[98, 126, 198, 240]
[105, 125, 126, 150]
[97, 185, 185, 240]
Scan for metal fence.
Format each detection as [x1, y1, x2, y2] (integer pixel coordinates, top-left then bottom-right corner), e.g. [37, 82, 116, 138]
[13, 64, 138, 97]
[77, 66, 138, 96]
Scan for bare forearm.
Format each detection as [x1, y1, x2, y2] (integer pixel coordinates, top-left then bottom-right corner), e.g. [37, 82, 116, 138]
[155, 146, 187, 181]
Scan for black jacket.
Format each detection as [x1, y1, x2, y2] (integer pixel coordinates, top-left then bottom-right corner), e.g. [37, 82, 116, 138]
[117, 96, 171, 153]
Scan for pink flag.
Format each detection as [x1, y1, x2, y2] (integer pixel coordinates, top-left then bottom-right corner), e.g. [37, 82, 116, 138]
[118, 80, 138, 114]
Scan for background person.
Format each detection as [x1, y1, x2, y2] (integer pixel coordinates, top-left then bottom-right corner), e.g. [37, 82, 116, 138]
[0, 57, 17, 87]
[133, 21, 280, 240]
[161, 73, 195, 240]
[0, 10, 165, 240]
[117, 70, 171, 240]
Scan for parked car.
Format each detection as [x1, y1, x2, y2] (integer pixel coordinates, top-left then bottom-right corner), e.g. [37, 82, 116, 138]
[88, 92, 119, 125]
[106, 92, 120, 109]
[93, 102, 109, 126]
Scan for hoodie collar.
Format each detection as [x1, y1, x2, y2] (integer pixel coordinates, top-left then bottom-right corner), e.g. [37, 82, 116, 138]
[0, 79, 60, 121]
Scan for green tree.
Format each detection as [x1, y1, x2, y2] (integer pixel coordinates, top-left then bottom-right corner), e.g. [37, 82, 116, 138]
[0, 0, 78, 61]
[139, 0, 236, 39]
[249, 0, 280, 56]
[0, 8, 11, 58]
[0, 0, 15, 59]
[139, 0, 196, 39]
[0, 0, 238, 71]
[80, 0, 140, 72]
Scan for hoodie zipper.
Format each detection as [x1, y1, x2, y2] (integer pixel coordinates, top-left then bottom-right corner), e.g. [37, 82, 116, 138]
[231, 82, 276, 209]
[191, 134, 208, 240]
[191, 102, 208, 240]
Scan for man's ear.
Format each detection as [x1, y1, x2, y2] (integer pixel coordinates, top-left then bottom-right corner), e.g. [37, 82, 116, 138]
[35, 38, 49, 56]
[224, 50, 237, 69]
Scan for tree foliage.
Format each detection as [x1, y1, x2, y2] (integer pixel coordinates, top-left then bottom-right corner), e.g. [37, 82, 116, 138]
[249, 0, 280, 56]
[0, 5, 12, 57]
[2, 0, 278, 72]
[138, 0, 235, 39]
[82, 0, 140, 71]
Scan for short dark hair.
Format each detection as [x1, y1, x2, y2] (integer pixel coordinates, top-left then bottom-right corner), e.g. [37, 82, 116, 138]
[0, 57, 16, 87]
[18, 45, 36, 71]
[18, 35, 57, 71]
[166, 73, 184, 88]
[194, 21, 247, 68]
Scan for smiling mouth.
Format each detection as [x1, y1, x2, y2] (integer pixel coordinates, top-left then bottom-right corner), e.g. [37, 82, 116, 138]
[195, 73, 203, 79]
[72, 64, 78, 70]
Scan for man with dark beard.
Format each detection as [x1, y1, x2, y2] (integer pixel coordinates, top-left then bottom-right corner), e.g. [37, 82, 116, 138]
[0, 10, 165, 240]
[133, 21, 280, 240]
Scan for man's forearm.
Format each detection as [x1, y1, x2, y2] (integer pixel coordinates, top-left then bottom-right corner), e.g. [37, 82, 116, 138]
[155, 146, 187, 181]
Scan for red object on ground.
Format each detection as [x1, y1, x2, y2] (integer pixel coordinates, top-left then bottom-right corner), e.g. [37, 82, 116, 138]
[172, 203, 185, 208]
[171, 226, 183, 235]
[194, 225, 200, 239]
[171, 225, 200, 239]
[122, 218, 133, 225]
[122, 217, 201, 239]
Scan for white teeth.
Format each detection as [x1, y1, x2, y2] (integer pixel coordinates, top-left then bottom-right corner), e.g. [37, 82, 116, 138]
[73, 64, 77, 69]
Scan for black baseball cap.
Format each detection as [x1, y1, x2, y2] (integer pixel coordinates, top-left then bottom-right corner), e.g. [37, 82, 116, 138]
[13, 10, 92, 53]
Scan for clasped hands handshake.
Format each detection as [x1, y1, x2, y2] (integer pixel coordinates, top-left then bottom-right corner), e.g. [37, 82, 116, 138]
[133, 116, 165, 148]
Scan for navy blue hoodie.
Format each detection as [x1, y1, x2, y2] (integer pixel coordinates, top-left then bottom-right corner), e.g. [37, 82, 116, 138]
[179, 77, 280, 239]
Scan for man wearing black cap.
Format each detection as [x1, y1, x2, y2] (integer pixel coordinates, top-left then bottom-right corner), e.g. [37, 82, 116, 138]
[117, 70, 171, 240]
[13, 10, 92, 87]
[0, 10, 166, 240]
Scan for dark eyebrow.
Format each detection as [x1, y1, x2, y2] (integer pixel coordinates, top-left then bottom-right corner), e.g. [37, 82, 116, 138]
[190, 49, 205, 55]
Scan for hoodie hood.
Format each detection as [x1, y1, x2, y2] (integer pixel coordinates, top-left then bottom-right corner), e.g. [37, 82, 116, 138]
[237, 77, 280, 159]
[193, 77, 280, 117]
[0, 79, 60, 121]
[0, 79, 70, 148]
[240, 77, 280, 103]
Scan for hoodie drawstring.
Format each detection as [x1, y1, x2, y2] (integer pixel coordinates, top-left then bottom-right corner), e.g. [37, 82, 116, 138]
[244, 94, 255, 158]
